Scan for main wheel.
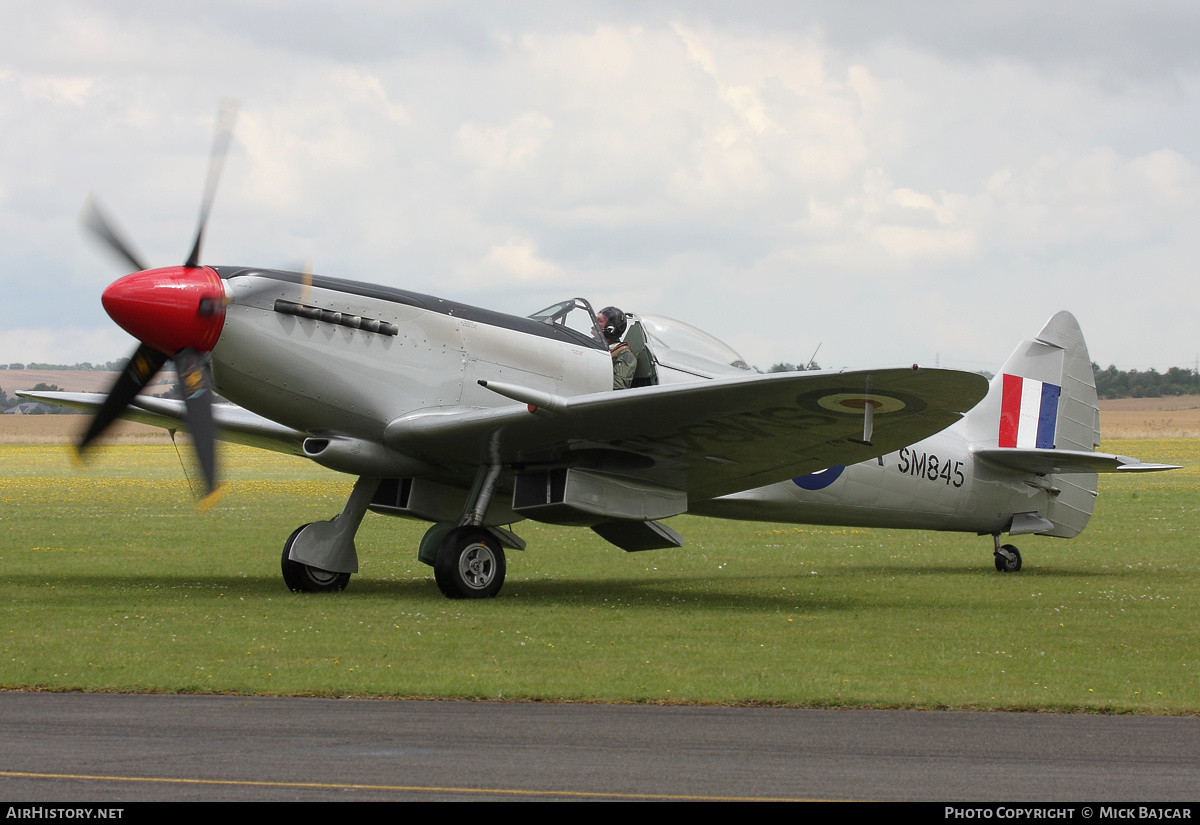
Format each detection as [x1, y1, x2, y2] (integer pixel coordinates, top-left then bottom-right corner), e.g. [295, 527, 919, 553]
[281, 523, 352, 592]
[434, 526, 505, 599]
[994, 544, 1022, 573]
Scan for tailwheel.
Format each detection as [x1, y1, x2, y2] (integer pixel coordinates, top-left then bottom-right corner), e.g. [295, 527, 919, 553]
[281, 523, 351, 592]
[434, 526, 505, 599]
[994, 543, 1022, 573]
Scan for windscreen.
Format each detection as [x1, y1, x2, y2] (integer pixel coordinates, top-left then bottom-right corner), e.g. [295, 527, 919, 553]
[528, 298, 603, 347]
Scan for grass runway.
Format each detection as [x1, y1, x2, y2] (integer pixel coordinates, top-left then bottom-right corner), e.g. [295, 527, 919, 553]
[1, 440, 1196, 712]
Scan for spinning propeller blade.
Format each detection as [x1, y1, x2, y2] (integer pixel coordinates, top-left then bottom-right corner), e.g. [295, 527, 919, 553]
[76, 101, 240, 506]
[80, 196, 149, 274]
[78, 342, 168, 452]
[174, 347, 222, 507]
[185, 99, 239, 269]
[299, 259, 313, 305]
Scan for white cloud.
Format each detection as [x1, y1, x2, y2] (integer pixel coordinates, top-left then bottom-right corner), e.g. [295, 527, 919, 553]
[2, 2, 1199, 372]
[458, 111, 554, 172]
[19, 75, 94, 105]
[482, 238, 560, 284]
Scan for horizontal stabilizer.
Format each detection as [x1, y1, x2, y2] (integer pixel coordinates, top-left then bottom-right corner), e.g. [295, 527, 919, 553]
[972, 446, 1180, 475]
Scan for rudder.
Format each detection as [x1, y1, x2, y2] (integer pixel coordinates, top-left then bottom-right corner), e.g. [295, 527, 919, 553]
[965, 311, 1099, 537]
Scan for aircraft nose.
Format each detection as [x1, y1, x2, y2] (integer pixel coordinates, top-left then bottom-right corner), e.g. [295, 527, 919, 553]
[101, 266, 227, 354]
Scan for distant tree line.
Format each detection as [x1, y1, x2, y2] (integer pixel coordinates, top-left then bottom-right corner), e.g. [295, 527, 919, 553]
[1093, 364, 1200, 399]
[766, 361, 821, 372]
[1, 360, 127, 371]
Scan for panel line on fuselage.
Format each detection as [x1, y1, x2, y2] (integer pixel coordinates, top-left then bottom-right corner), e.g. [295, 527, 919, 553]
[214, 267, 607, 351]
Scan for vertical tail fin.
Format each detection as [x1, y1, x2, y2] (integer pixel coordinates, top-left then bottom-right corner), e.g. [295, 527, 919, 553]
[966, 311, 1099, 537]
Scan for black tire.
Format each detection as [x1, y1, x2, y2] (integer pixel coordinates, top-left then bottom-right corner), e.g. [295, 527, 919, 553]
[281, 523, 351, 592]
[994, 544, 1022, 573]
[434, 526, 505, 599]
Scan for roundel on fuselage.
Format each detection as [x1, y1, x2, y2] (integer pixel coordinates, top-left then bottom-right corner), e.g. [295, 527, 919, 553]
[792, 465, 845, 490]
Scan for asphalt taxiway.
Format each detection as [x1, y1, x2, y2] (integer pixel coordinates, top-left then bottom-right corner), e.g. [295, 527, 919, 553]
[2, 693, 1198, 801]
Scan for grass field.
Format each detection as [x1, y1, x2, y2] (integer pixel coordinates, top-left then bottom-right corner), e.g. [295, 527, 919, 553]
[0, 439, 1195, 712]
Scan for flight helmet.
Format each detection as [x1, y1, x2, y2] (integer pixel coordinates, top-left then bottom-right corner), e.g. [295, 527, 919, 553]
[597, 306, 627, 344]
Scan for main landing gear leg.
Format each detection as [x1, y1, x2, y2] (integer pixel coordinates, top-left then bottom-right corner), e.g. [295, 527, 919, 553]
[425, 464, 508, 599]
[992, 533, 1022, 573]
[282, 476, 381, 593]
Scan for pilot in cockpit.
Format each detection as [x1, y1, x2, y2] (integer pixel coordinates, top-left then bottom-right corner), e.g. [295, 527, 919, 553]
[596, 306, 637, 390]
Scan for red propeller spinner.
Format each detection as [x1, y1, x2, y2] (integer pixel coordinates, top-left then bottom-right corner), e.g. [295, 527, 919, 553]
[101, 266, 227, 355]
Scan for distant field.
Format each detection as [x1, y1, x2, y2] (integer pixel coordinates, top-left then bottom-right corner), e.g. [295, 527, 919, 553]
[1, 369, 176, 395]
[0, 439, 1194, 712]
[0, 416, 169, 444]
[0, 369, 123, 394]
[1098, 396, 1200, 439]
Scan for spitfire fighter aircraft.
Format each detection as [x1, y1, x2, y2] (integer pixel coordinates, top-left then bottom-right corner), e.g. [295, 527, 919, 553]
[24, 108, 1176, 598]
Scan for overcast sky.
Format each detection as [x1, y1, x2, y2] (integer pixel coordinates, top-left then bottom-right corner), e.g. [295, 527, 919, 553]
[2, 1, 1198, 374]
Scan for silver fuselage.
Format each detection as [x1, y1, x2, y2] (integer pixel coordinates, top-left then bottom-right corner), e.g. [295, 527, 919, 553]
[210, 268, 1084, 540]
[214, 269, 612, 440]
[691, 423, 1063, 536]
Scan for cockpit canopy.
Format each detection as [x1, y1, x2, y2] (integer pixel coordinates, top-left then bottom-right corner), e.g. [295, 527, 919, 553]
[529, 298, 754, 383]
[638, 314, 752, 375]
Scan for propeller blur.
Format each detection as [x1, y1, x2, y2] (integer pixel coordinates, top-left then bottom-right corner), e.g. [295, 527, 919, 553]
[71, 102, 239, 503]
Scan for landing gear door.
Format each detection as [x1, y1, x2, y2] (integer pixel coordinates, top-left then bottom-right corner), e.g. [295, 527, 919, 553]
[623, 314, 659, 387]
